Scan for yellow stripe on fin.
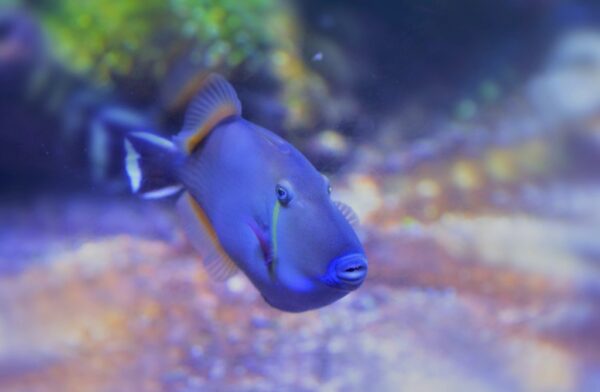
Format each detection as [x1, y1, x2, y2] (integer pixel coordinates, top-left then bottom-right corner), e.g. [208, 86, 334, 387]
[174, 73, 242, 154]
[176, 192, 239, 281]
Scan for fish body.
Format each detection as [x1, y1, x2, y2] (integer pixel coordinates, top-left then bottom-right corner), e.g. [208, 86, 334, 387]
[125, 74, 367, 312]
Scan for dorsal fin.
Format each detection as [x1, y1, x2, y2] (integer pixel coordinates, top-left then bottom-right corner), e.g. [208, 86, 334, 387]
[176, 192, 239, 281]
[334, 200, 360, 228]
[174, 73, 242, 154]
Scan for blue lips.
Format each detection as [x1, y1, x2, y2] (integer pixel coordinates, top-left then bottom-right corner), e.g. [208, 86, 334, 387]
[327, 253, 368, 290]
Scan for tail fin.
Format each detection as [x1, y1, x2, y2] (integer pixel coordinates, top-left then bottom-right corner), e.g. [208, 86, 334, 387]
[124, 132, 184, 199]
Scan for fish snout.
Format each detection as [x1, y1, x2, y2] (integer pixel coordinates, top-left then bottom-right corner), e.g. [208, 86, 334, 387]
[330, 253, 368, 290]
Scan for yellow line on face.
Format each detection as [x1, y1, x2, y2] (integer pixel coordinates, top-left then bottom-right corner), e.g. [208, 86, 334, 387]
[270, 200, 281, 277]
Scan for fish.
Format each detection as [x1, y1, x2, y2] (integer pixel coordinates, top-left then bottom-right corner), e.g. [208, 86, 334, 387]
[124, 74, 367, 312]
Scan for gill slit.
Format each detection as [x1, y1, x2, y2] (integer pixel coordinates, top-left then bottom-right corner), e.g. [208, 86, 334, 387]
[269, 200, 281, 278]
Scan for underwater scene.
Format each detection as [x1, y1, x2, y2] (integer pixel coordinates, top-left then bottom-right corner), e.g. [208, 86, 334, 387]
[2, 0, 600, 391]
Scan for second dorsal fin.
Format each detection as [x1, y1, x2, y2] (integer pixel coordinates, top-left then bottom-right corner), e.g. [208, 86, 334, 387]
[174, 73, 242, 154]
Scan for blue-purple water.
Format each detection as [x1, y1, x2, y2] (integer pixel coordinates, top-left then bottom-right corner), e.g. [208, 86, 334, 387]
[2, 2, 600, 391]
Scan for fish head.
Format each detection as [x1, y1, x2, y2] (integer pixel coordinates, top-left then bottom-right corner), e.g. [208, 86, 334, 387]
[257, 162, 368, 312]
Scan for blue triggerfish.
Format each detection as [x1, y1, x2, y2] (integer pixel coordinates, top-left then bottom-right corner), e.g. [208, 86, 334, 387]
[124, 74, 367, 312]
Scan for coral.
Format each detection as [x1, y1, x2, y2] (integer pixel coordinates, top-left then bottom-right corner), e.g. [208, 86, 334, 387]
[25, 0, 332, 133]
[30, 0, 287, 83]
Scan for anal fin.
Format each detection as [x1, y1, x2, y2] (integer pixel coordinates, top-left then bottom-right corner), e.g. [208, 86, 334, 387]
[177, 192, 239, 281]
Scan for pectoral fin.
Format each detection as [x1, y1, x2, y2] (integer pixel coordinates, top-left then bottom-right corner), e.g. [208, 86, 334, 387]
[334, 200, 360, 228]
[176, 192, 239, 281]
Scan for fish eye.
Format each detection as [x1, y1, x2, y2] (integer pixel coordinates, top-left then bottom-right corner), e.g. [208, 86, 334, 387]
[276, 184, 292, 206]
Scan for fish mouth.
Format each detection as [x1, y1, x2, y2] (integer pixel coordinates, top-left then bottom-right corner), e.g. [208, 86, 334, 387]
[323, 253, 368, 291]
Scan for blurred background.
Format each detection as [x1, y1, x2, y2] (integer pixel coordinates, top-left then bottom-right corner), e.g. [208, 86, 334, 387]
[1, 0, 600, 391]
